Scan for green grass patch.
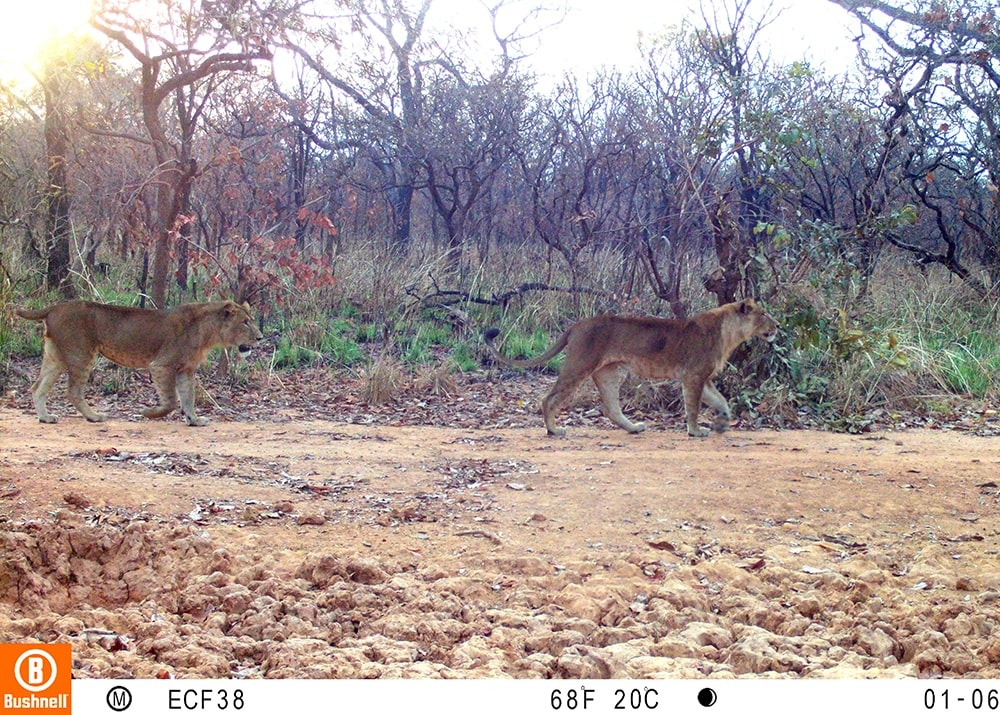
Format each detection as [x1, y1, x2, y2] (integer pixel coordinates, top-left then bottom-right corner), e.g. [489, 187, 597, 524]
[449, 342, 480, 372]
[925, 329, 1000, 397]
[321, 318, 365, 366]
[272, 336, 322, 369]
[397, 322, 462, 365]
[356, 322, 381, 343]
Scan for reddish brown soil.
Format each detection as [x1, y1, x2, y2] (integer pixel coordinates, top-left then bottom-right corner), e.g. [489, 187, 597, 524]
[1, 368, 999, 679]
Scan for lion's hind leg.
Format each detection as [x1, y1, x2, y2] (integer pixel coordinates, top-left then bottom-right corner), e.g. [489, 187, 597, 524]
[31, 340, 67, 423]
[593, 364, 645, 434]
[541, 371, 587, 437]
[144, 365, 179, 420]
[62, 348, 108, 423]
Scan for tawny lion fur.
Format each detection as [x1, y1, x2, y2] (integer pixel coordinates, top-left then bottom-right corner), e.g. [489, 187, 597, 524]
[484, 299, 778, 437]
[16, 300, 262, 426]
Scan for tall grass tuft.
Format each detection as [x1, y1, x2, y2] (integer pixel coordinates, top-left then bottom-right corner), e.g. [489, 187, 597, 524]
[361, 353, 406, 405]
[415, 360, 459, 398]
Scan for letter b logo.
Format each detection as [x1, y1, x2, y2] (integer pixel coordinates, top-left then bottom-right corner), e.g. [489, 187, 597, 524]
[15, 650, 57, 692]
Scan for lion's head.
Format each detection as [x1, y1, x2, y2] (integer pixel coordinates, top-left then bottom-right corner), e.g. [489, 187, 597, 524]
[218, 301, 264, 355]
[737, 299, 779, 343]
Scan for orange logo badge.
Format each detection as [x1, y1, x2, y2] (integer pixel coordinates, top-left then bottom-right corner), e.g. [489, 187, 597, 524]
[0, 644, 71, 714]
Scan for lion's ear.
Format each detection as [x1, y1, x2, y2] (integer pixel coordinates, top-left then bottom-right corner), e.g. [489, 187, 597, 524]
[242, 301, 251, 313]
[738, 300, 752, 314]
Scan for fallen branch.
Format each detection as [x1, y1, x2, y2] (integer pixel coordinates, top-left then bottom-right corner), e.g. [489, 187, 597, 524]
[407, 275, 609, 310]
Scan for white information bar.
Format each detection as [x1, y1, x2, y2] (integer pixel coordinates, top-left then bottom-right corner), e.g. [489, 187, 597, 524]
[69, 679, 1000, 715]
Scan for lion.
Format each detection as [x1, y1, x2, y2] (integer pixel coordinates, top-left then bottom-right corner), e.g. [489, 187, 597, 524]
[16, 299, 263, 427]
[483, 299, 778, 437]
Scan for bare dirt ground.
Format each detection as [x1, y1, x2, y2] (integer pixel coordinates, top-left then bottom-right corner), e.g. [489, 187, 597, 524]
[2, 366, 1000, 679]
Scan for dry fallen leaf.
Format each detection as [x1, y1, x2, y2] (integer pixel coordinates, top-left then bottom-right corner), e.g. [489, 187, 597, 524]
[802, 565, 831, 574]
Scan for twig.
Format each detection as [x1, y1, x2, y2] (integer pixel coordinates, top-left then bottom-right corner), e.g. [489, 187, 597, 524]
[454, 529, 503, 545]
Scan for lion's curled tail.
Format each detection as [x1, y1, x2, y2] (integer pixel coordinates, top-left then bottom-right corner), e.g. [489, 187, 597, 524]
[482, 327, 570, 368]
[16, 307, 52, 321]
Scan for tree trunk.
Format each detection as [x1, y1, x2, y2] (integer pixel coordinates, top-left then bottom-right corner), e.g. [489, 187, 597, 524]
[149, 158, 198, 307]
[389, 182, 413, 249]
[704, 193, 747, 306]
[43, 61, 73, 298]
[148, 165, 175, 308]
[174, 159, 198, 292]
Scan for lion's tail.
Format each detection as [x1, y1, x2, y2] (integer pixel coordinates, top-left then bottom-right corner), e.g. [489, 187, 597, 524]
[482, 327, 569, 368]
[15, 306, 52, 321]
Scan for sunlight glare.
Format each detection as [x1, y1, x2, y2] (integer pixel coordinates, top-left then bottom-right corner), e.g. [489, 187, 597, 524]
[0, 0, 93, 80]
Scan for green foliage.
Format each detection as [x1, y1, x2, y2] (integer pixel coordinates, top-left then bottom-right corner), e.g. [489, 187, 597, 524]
[829, 309, 910, 368]
[4, 292, 46, 359]
[398, 323, 452, 365]
[320, 319, 365, 366]
[754, 220, 792, 249]
[355, 323, 381, 343]
[5, 321, 43, 357]
[272, 336, 321, 369]
[449, 342, 479, 372]
[757, 271, 1000, 427]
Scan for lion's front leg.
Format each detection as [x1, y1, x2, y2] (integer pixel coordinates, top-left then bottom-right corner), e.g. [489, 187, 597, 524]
[176, 370, 209, 427]
[702, 382, 732, 433]
[681, 379, 710, 437]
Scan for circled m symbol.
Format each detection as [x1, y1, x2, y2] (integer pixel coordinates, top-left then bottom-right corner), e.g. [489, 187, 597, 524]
[107, 685, 133, 712]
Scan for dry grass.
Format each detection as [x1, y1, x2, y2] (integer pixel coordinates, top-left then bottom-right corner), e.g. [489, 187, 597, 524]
[414, 361, 459, 398]
[361, 353, 406, 405]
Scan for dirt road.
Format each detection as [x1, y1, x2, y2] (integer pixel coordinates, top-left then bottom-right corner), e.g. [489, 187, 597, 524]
[2, 391, 999, 679]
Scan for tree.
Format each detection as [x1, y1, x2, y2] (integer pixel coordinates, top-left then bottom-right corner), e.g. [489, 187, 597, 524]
[830, 0, 1000, 290]
[91, 0, 275, 307]
[281, 0, 546, 252]
[421, 72, 528, 269]
[686, 0, 789, 304]
[281, 0, 431, 249]
[7, 37, 104, 296]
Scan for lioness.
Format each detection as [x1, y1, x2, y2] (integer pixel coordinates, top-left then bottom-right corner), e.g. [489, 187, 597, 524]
[16, 300, 263, 426]
[484, 299, 778, 437]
